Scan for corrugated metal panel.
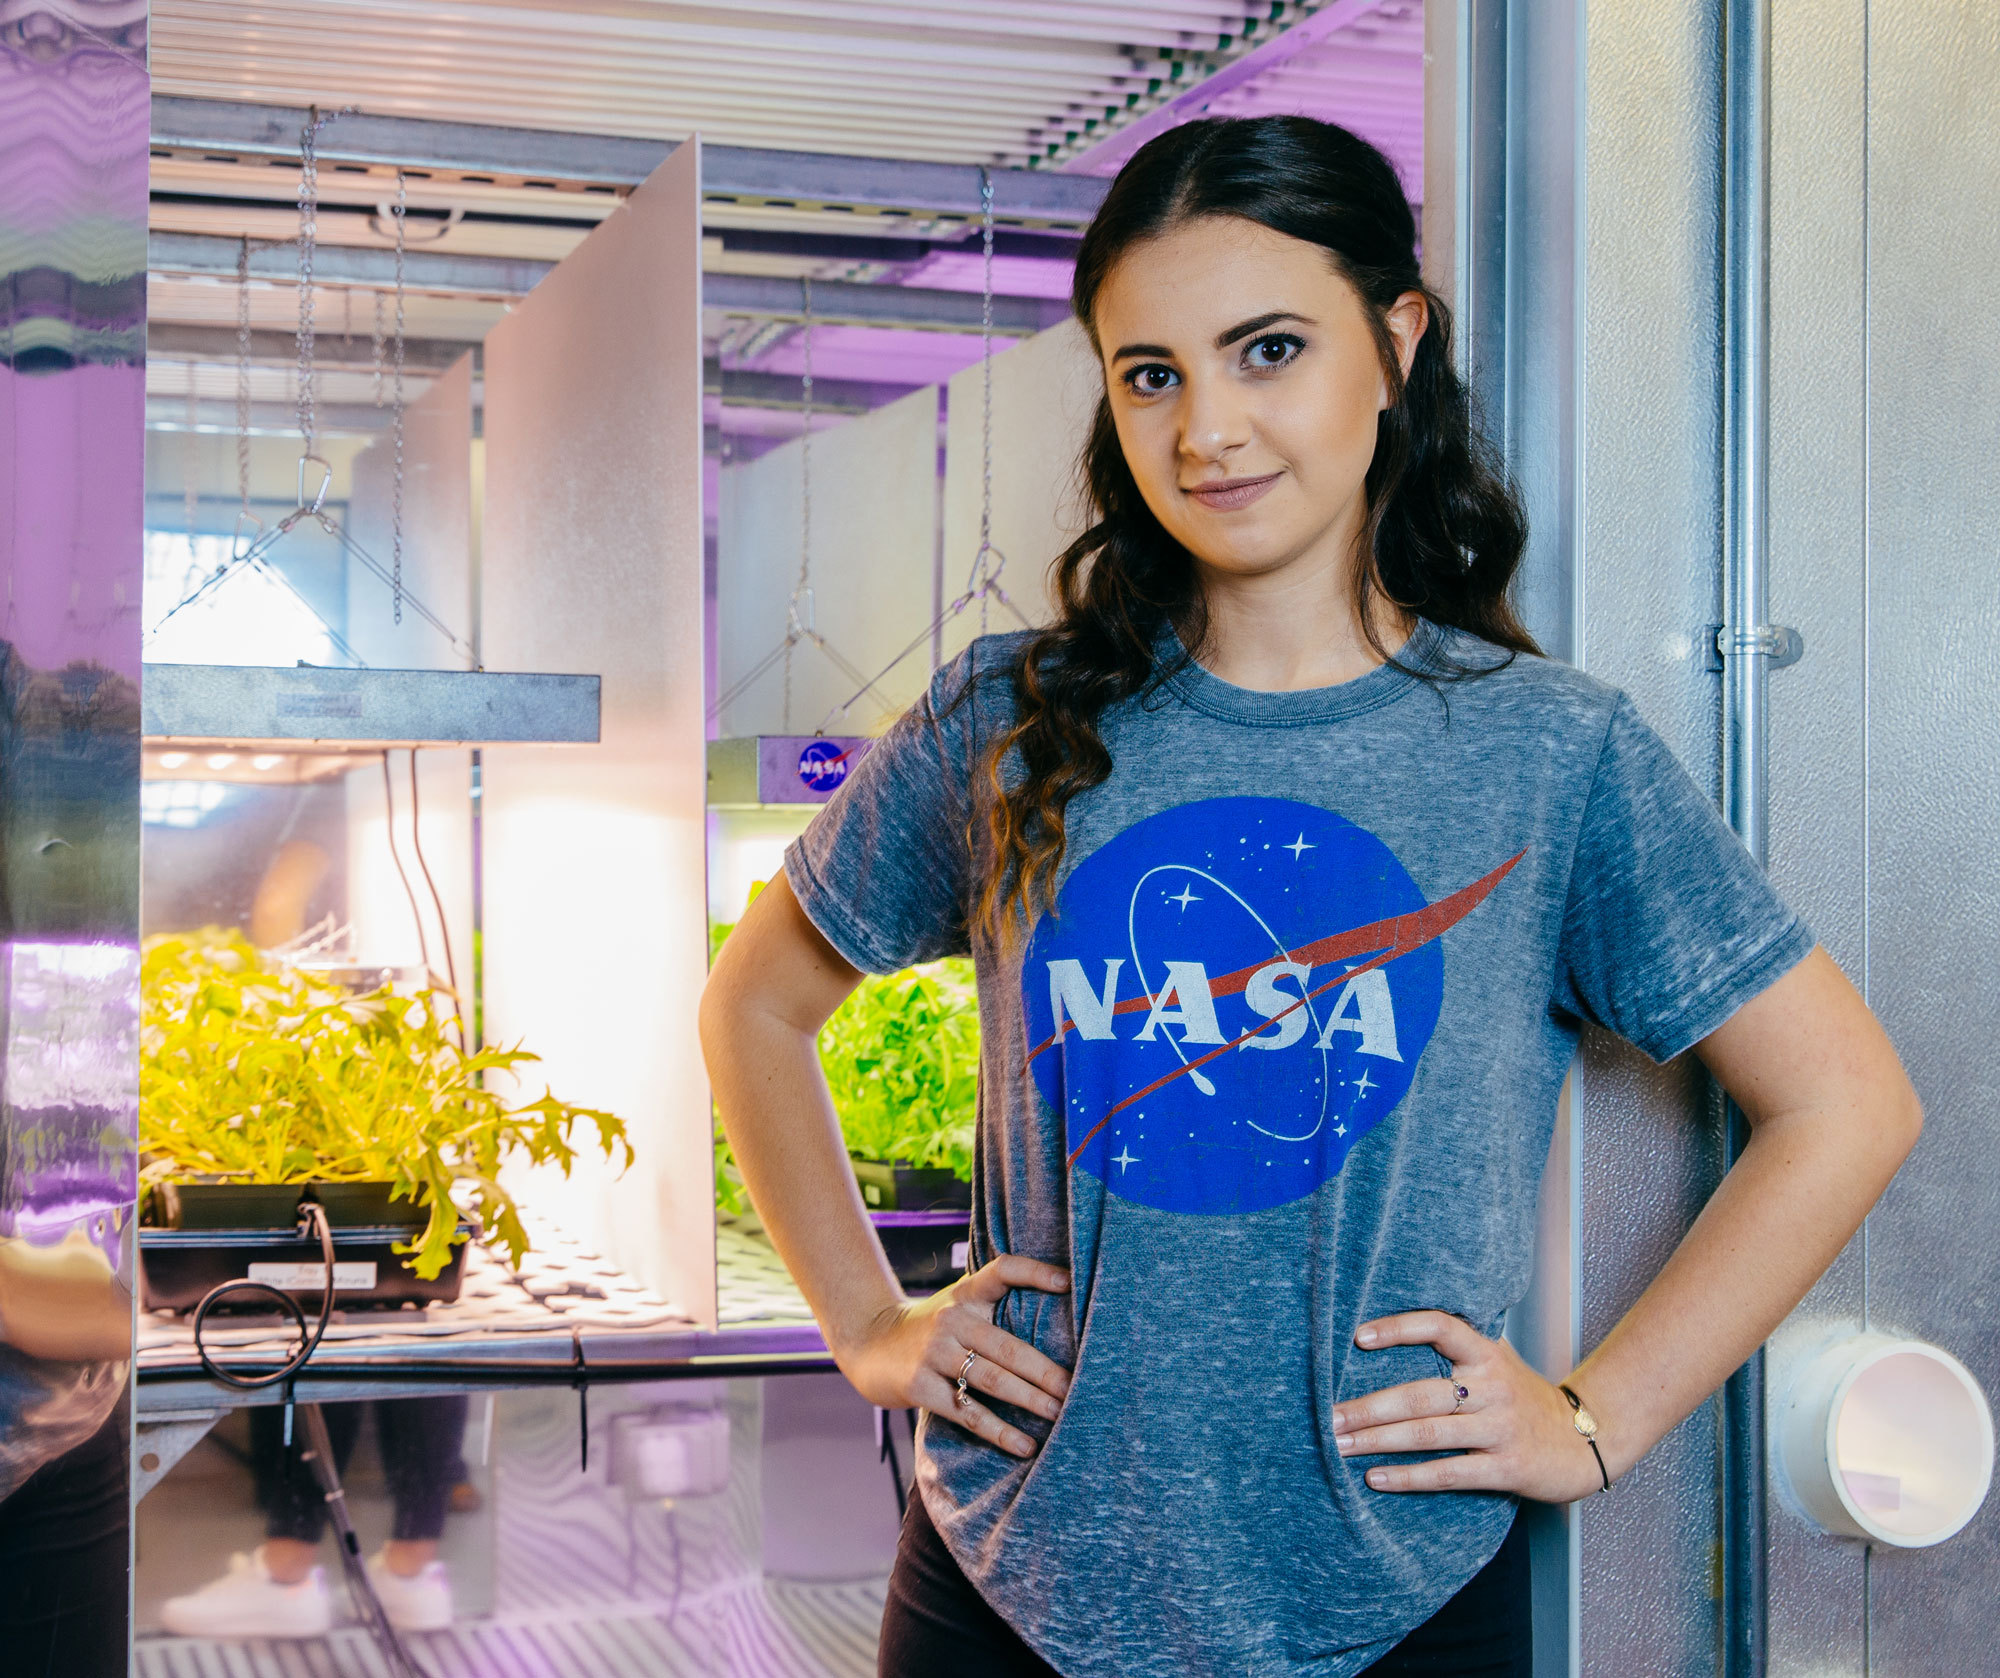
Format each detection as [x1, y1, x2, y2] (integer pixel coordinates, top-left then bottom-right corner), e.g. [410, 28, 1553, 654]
[1067, 0, 1425, 193]
[150, 0, 1337, 168]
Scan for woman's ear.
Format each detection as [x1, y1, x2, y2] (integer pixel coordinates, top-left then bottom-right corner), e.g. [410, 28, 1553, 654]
[1381, 290, 1430, 401]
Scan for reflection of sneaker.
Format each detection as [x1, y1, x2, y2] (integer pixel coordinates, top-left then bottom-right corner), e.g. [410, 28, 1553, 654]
[366, 1552, 454, 1631]
[160, 1548, 333, 1638]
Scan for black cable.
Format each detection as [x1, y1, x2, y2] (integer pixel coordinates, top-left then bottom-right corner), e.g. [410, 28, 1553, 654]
[880, 1409, 908, 1519]
[572, 1327, 591, 1473]
[187, 1205, 430, 1677]
[299, 1402, 431, 1678]
[380, 750, 434, 980]
[404, 749, 465, 1046]
[190, 1202, 338, 1391]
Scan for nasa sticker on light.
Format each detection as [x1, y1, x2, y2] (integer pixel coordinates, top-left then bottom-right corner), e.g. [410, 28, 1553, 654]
[795, 739, 854, 796]
[1024, 796, 1510, 1217]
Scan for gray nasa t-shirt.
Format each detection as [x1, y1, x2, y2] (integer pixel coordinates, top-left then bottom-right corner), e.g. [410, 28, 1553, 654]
[786, 620, 1811, 1678]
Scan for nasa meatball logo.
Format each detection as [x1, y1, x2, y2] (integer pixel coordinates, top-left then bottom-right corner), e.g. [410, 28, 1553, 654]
[796, 739, 854, 794]
[1023, 797, 1521, 1216]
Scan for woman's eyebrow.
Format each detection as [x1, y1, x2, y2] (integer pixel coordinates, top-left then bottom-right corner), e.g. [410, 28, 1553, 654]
[1215, 310, 1314, 348]
[1110, 311, 1316, 363]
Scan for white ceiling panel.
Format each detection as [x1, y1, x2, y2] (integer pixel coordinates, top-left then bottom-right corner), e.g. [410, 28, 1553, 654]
[150, 0, 1332, 167]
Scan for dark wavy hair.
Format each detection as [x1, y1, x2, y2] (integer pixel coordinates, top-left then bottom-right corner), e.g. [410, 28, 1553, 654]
[974, 115, 1535, 938]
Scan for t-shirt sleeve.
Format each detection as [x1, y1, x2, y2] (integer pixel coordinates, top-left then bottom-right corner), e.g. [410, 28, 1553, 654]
[782, 651, 983, 974]
[1551, 694, 1815, 1062]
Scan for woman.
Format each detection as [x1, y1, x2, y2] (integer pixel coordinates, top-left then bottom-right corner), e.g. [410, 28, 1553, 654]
[701, 117, 1920, 1677]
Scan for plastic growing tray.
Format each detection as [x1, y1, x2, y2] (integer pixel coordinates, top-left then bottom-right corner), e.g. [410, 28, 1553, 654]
[851, 1160, 972, 1212]
[139, 1220, 477, 1314]
[870, 1210, 970, 1292]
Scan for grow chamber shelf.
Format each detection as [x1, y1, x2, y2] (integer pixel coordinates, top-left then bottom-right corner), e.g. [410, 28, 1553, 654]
[142, 663, 602, 782]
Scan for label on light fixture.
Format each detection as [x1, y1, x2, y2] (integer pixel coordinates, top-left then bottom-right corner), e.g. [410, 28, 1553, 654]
[796, 739, 856, 794]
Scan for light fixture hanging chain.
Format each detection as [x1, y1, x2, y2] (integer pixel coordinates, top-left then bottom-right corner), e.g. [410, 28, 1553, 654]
[806, 170, 1027, 734]
[975, 167, 1000, 637]
[235, 237, 253, 518]
[783, 275, 815, 732]
[392, 169, 407, 627]
[183, 361, 200, 544]
[295, 105, 355, 469]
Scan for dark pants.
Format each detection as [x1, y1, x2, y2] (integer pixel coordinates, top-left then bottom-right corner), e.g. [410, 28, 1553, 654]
[251, 1395, 468, 1544]
[0, 1392, 130, 1678]
[879, 1487, 1532, 1678]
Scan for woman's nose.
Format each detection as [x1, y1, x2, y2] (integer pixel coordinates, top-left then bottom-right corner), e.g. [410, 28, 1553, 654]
[1178, 374, 1253, 463]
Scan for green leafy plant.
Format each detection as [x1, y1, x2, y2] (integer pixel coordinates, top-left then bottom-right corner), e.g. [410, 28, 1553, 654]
[709, 917, 979, 1216]
[140, 929, 633, 1279]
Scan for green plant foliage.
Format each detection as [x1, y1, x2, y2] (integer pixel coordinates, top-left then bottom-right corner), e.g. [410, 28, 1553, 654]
[709, 915, 978, 1214]
[140, 929, 633, 1279]
[816, 962, 979, 1177]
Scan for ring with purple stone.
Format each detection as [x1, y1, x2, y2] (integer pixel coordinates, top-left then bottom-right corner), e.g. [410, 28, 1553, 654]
[1448, 1380, 1470, 1415]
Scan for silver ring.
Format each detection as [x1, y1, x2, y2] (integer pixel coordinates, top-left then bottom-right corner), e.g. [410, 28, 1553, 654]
[954, 1351, 977, 1409]
[1448, 1380, 1470, 1415]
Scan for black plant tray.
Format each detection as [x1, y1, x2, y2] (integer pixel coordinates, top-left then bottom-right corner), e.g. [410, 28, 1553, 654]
[851, 1159, 972, 1212]
[870, 1210, 970, 1292]
[152, 1180, 428, 1232]
[139, 1220, 476, 1314]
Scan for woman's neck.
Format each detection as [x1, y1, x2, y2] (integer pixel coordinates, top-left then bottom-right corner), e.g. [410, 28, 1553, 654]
[1191, 551, 1412, 694]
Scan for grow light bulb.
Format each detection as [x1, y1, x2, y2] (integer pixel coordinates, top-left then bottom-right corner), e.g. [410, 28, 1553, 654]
[157, 752, 187, 769]
[251, 754, 282, 772]
[206, 753, 236, 770]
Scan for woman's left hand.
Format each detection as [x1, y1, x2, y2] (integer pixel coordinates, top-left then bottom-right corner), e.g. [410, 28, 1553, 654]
[1333, 1310, 1607, 1504]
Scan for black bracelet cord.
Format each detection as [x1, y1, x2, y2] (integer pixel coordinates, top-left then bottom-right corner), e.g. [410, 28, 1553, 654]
[1558, 1382, 1613, 1494]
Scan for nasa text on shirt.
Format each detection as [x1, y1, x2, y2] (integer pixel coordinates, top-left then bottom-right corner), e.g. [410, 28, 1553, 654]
[1024, 796, 1521, 1216]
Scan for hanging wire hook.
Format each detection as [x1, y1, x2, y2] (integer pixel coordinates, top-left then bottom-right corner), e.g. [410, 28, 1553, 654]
[782, 275, 816, 731]
[810, 165, 1026, 734]
[391, 168, 408, 627]
[972, 165, 1009, 636]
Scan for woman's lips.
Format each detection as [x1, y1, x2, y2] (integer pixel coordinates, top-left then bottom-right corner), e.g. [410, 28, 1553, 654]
[1183, 472, 1281, 512]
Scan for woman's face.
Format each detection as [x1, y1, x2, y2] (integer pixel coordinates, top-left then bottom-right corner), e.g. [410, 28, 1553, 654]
[1091, 215, 1426, 587]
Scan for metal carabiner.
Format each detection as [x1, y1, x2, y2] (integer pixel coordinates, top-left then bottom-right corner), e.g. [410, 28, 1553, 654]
[296, 454, 333, 515]
[229, 508, 264, 562]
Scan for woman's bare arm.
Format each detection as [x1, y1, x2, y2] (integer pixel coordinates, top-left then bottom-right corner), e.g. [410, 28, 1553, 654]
[1570, 945, 1922, 1476]
[1330, 946, 1922, 1500]
[699, 876, 1071, 1459]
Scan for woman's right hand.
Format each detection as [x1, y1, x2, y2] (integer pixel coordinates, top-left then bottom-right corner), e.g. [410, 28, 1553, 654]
[837, 1254, 1073, 1460]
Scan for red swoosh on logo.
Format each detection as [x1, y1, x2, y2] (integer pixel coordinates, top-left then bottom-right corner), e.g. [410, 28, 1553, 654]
[1056, 850, 1525, 1169]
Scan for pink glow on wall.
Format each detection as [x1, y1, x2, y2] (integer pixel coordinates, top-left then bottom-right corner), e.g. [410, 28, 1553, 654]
[742, 324, 1020, 387]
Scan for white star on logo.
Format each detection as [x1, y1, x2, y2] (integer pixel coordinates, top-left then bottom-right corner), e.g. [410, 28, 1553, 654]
[1284, 832, 1315, 860]
[1353, 1069, 1378, 1098]
[1111, 1146, 1139, 1172]
[1168, 884, 1201, 912]
[1335, 1123, 1348, 1137]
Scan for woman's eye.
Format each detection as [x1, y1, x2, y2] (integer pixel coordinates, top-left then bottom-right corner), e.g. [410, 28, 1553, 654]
[1124, 364, 1179, 395]
[1245, 334, 1304, 370]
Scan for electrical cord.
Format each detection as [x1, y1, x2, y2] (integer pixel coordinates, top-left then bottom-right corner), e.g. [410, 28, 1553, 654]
[381, 750, 436, 982]
[298, 1402, 431, 1678]
[186, 1198, 432, 1677]
[190, 1200, 337, 1391]
[404, 749, 465, 1046]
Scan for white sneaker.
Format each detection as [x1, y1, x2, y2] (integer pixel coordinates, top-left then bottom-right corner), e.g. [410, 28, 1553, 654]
[365, 1552, 454, 1631]
[159, 1547, 334, 1638]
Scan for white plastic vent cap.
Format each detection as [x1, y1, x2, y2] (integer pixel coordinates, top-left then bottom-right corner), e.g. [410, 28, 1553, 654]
[1778, 1332, 1994, 1548]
